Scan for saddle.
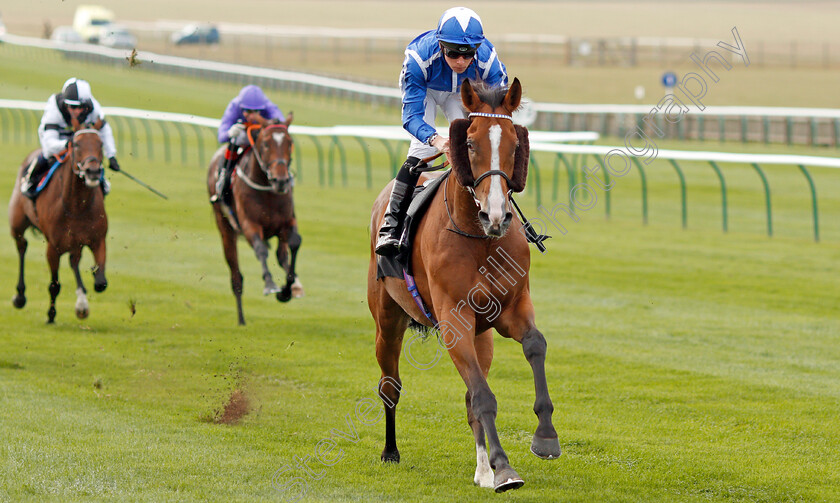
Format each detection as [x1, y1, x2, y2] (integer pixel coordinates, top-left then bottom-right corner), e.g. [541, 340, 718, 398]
[376, 170, 450, 280]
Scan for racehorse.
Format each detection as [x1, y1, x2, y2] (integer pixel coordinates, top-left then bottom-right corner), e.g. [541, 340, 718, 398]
[207, 116, 303, 325]
[9, 129, 109, 323]
[367, 78, 561, 492]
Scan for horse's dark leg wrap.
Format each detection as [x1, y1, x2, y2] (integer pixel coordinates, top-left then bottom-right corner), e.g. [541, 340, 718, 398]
[521, 328, 561, 459]
[22, 155, 50, 199]
[47, 280, 60, 323]
[277, 229, 301, 303]
[375, 157, 421, 257]
[379, 375, 402, 463]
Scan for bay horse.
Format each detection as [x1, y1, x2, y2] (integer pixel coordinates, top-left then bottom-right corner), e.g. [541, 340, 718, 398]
[9, 129, 109, 323]
[207, 116, 303, 326]
[367, 78, 560, 492]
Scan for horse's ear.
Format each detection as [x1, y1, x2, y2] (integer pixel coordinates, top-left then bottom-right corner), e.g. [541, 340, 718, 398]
[460, 80, 481, 113]
[248, 125, 260, 144]
[503, 78, 522, 115]
[285, 111, 294, 127]
[511, 125, 529, 193]
[449, 119, 473, 186]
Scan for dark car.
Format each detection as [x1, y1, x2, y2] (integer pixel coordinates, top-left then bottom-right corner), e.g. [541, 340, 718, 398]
[172, 24, 220, 45]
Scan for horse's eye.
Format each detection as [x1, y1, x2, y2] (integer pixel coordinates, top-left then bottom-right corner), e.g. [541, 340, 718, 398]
[466, 139, 475, 151]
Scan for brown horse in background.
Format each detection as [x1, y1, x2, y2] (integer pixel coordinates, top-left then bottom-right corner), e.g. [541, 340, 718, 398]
[207, 117, 303, 326]
[9, 129, 109, 323]
[367, 78, 560, 492]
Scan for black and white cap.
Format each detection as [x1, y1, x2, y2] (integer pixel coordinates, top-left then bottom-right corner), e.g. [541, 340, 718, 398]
[61, 77, 93, 106]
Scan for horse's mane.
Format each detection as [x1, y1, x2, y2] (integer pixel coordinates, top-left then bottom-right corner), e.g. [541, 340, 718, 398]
[467, 80, 519, 111]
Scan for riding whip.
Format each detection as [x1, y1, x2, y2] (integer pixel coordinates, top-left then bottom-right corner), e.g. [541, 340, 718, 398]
[117, 169, 168, 200]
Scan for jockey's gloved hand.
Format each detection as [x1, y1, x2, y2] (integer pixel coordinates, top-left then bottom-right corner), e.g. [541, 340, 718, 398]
[228, 123, 248, 146]
[108, 156, 120, 172]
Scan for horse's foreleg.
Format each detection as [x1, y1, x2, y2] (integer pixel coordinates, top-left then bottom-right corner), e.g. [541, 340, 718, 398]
[46, 246, 61, 323]
[91, 239, 107, 293]
[467, 329, 494, 488]
[250, 235, 280, 295]
[12, 234, 27, 309]
[69, 250, 89, 319]
[444, 313, 523, 492]
[277, 228, 303, 302]
[520, 327, 561, 459]
[219, 224, 245, 325]
[496, 304, 561, 460]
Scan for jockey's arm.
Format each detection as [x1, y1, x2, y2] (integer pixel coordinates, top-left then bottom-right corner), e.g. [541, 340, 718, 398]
[39, 127, 68, 159]
[400, 61, 438, 146]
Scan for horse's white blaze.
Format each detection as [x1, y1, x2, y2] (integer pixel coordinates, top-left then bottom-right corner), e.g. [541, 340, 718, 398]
[486, 125, 506, 226]
[272, 132, 286, 146]
[474, 445, 494, 488]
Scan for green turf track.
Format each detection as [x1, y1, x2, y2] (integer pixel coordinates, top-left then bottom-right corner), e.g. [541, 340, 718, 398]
[0, 44, 839, 502]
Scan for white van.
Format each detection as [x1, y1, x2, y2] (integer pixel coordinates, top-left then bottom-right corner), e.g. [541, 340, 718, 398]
[73, 5, 114, 43]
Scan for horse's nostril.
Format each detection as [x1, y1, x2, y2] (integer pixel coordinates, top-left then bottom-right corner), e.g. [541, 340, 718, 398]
[478, 211, 490, 224]
[503, 212, 513, 225]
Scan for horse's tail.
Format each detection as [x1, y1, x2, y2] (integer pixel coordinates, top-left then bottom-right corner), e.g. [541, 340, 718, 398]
[408, 318, 438, 341]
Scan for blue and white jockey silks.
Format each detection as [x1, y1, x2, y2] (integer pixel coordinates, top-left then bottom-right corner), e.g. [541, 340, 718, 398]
[399, 29, 508, 159]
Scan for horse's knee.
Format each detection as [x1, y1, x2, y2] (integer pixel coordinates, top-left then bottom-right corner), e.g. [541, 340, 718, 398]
[288, 231, 302, 251]
[521, 329, 547, 361]
[470, 386, 497, 419]
[378, 376, 402, 409]
[48, 281, 61, 298]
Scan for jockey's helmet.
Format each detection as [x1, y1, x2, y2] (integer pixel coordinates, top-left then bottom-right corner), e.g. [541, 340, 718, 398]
[238, 85, 268, 111]
[435, 7, 484, 50]
[61, 78, 93, 108]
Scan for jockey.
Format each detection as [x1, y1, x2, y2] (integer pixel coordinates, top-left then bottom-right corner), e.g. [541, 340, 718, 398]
[375, 6, 508, 256]
[211, 85, 285, 205]
[22, 77, 120, 199]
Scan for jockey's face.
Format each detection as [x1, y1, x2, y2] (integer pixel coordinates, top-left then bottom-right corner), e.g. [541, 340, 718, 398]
[242, 109, 261, 122]
[66, 104, 84, 120]
[443, 53, 474, 74]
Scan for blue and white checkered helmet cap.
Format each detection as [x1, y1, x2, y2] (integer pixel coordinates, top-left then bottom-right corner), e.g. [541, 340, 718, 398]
[435, 7, 484, 48]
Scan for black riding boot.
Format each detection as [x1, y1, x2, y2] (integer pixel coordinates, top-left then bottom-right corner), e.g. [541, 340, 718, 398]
[375, 157, 421, 256]
[211, 144, 238, 205]
[21, 154, 51, 199]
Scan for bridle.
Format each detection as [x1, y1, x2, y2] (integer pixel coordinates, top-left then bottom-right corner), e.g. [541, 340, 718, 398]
[237, 123, 294, 192]
[69, 128, 103, 182]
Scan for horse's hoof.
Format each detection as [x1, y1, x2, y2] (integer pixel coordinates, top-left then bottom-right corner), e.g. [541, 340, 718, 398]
[76, 307, 89, 319]
[263, 284, 281, 296]
[530, 435, 562, 459]
[47, 307, 56, 324]
[12, 295, 26, 309]
[276, 288, 292, 303]
[292, 285, 304, 298]
[380, 449, 400, 463]
[493, 467, 524, 493]
[94, 281, 107, 293]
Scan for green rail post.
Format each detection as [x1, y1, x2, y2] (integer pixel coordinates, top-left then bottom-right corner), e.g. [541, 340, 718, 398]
[741, 116, 748, 143]
[666, 159, 687, 229]
[707, 161, 728, 233]
[698, 115, 705, 141]
[528, 153, 542, 208]
[763, 116, 770, 144]
[21, 108, 33, 144]
[294, 138, 303, 184]
[188, 123, 205, 167]
[171, 121, 188, 165]
[810, 117, 818, 146]
[109, 115, 127, 155]
[328, 136, 347, 187]
[309, 135, 325, 186]
[797, 165, 820, 242]
[834, 119, 840, 148]
[630, 157, 649, 225]
[351, 136, 373, 189]
[0, 108, 8, 143]
[750, 163, 773, 237]
[126, 117, 140, 159]
[156, 121, 171, 163]
[378, 139, 399, 178]
[785, 117, 793, 145]
[594, 155, 610, 219]
[718, 116, 726, 142]
[556, 153, 575, 208]
[11, 108, 21, 144]
[139, 118, 154, 160]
